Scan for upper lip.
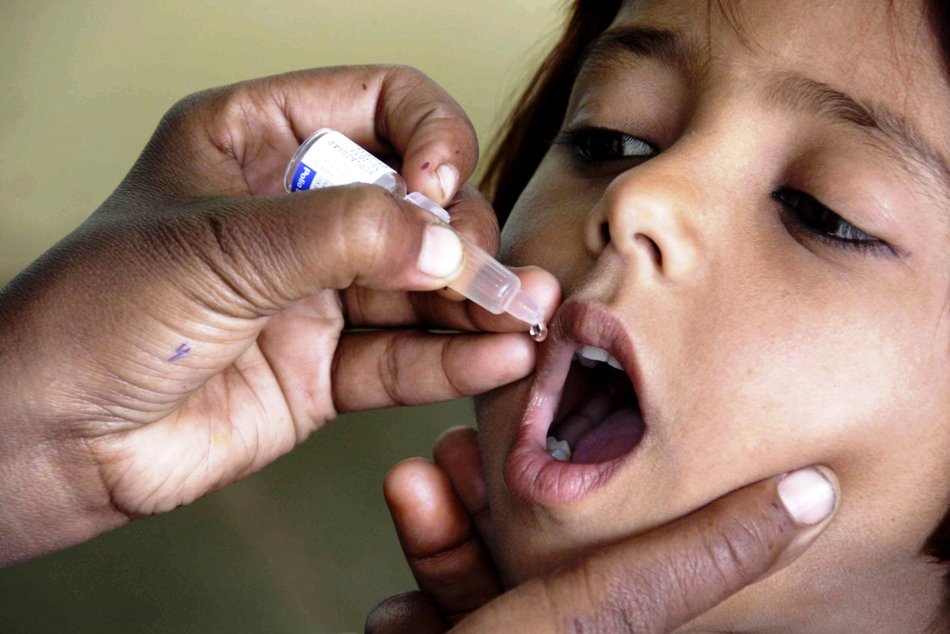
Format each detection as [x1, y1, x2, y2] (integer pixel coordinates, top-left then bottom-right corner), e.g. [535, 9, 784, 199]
[550, 301, 640, 387]
[503, 299, 648, 506]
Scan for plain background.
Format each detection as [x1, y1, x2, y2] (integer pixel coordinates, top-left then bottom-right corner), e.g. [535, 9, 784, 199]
[0, 1, 563, 631]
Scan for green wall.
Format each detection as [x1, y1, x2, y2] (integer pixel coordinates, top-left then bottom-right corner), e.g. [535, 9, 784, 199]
[0, 2, 562, 631]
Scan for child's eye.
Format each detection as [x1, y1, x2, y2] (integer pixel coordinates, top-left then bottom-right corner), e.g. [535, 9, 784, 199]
[556, 126, 657, 164]
[772, 188, 896, 256]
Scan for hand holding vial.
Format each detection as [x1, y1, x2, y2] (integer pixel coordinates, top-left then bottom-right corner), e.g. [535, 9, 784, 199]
[285, 129, 548, 340]
[0, 65, 559, 566]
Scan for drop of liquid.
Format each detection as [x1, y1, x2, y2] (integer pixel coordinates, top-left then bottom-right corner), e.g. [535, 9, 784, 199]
[529, 321, 548, 342]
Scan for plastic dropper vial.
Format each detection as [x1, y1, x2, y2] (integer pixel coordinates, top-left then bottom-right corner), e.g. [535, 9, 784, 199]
[284, 129, 547, 341]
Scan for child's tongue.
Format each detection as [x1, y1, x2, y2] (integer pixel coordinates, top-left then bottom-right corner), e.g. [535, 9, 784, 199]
[550, 360, 646, 464]
[571, 406, 644, 463]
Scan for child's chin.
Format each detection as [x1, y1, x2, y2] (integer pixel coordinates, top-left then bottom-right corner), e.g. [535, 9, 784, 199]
[492, 524, 620, 589]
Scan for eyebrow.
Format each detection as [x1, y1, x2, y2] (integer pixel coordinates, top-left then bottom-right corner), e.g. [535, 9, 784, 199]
[765, 73, 950, 193]
[582, 26, 706, 83]
[580, 25, 950, 197]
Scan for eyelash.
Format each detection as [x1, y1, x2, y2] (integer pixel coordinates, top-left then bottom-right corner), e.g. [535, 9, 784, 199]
[556, 126, 896, 258]
[771, 189, 895, 256]
[555, 126, 657, 164]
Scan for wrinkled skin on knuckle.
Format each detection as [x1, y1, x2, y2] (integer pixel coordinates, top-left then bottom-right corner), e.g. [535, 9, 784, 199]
[203, 80, 287, 166]
[378, 331, 412, 407]
[591, 557, 677, 634]
[145, 203, 293, 318]
[384, 63, 429, 87]
[339, 186, 415, 286]
[695, 499, 786, 599]
[542, 558, 657, 634]
[380, 65, 472, 137]
[437, 336, 468, 399]
[375, 65, 428, 138]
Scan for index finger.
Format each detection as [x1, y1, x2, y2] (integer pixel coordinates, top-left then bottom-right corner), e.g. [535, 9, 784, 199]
[280, 65, 478, 204]
[152, 65, 478, 202]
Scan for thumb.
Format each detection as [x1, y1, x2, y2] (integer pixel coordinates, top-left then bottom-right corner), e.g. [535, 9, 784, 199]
[451, 467, 839, 633]
[127, 183, 464, 316]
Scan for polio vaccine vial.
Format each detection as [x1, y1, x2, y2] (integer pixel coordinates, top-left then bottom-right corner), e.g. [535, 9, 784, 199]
[284, 129, 547, 340]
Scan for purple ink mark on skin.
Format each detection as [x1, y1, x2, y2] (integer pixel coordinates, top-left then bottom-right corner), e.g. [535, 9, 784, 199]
[168, 343, 191, 362]
[420, 161, 431, 171]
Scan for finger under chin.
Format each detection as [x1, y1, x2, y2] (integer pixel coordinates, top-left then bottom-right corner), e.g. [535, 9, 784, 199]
[384, 459, 502, 621]
[331, 331, 535, 412]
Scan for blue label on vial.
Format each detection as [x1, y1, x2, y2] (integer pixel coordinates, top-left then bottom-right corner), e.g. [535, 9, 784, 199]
[291, 162, 316, 192]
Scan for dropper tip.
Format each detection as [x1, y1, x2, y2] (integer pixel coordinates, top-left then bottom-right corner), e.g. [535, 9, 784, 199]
[506, 289, 547, 341]
[529, 322, 548, 342]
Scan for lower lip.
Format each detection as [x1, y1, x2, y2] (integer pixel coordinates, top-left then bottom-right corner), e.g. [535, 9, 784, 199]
[503, 350, 639, 506]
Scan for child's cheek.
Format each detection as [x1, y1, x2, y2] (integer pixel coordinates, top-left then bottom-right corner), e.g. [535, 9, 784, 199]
[500, 158, 598, 290]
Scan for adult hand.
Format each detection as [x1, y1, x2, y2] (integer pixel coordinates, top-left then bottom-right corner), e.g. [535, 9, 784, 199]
[366, 428, 838, 633]
[0, 66, 559, 565]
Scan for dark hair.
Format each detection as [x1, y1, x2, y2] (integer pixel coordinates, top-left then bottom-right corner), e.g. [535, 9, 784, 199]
[480, 1, 622, 224]
[479, 0, 950, 577]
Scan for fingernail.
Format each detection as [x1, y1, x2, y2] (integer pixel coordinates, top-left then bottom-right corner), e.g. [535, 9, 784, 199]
[436, 164, 459, 206]
[417, 224, 463, 279]
[778, 467, 836, 526]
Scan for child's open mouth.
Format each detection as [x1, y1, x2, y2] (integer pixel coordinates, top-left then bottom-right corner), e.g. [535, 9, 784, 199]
[546, 345, 645, 464]
[504, 301, 649, 505]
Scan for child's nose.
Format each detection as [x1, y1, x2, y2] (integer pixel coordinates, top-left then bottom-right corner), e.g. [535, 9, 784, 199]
[585, 163, 707, 286]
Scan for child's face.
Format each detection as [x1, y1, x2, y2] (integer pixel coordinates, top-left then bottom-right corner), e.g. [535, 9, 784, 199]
[476, 0, 950, 628]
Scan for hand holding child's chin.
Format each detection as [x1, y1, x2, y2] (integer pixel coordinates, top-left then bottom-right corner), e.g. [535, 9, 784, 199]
[367, 428, 837, 633]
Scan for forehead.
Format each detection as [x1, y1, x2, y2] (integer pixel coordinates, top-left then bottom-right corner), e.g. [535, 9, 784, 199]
[612, 0, 944, 85]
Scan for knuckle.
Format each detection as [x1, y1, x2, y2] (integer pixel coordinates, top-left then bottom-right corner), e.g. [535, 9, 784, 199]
[417, 99, 460, 124]
[412, 100, 473, 145]
[156, 87, 222, 143]
[378, 331, 414, 407]
[699, 505, 777, 590]
[342, 187, 407, 279]
[384, 63, 432, 89]
[537, 557, 661, 634]
[389, 63, 427, 79]
[135, 90, 214, 181]
[438, 337, 467, 399]
[157, 204, 291, 317]
[161, 90, 207, 129]
[580, 557, 667, 634]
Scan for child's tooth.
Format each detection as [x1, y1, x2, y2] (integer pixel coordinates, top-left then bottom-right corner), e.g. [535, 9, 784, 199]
[579, 345, 608, 362]
[577, 356, 599, 368]
[547, 437, 572, 461]
[606, 354, 622, 370]
[551, 448, 571, 462]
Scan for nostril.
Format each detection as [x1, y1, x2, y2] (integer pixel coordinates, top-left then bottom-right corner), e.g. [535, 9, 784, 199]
[586, 218, 612, 258]
[599, 221, 610, 248]
[634, 233, 662, 268]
